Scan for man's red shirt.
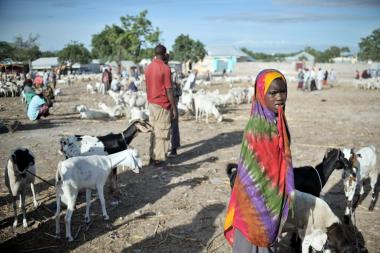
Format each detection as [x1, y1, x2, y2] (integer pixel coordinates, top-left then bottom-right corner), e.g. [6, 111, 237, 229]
[145, 58, 172, 110]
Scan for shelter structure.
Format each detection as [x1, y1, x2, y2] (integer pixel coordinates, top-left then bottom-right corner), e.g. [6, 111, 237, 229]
[194, 46, 252, 74]
[31, 57, 59, 71]
[0, 58, 29, 74]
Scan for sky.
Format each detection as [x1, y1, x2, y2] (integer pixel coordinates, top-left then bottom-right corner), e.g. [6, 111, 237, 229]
[0, 0, 379, 54]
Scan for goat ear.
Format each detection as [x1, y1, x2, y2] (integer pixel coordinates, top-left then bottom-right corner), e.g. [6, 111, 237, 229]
[350, 148, 355, 155]
[11, 153, 17, 163]
[356, 153, 362, 158]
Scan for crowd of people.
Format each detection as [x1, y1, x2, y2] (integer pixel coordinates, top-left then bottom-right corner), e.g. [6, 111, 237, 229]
[297, 67, 336, 91]
[355, 68, 379, 79]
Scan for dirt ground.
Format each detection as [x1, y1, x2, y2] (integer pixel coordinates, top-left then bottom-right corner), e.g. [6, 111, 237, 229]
[0, 78, 379, 253]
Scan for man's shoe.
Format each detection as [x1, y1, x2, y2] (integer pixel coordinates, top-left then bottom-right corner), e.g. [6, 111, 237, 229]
[167, 149, 177, 158]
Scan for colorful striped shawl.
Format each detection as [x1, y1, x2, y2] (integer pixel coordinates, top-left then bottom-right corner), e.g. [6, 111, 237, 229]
[224, 69, 294, 247]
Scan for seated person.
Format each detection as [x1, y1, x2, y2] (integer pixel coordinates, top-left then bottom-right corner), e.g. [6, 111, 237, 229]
[127, 78, 138, 92]
[111, 77, 121, 92]
[27, 88, 49, 121]
[23, 74, 34, 93]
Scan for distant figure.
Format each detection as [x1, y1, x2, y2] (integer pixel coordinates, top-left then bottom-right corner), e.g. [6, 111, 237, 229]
[361, 69, 370, 79]
[22, 74, 34, 93]
[27, 88, 49, 121]
[43, 70, 50, 88]
[303, 68, 311, 91]
[310, 68, 317, 91]
[102, 68, 112, 91]
[51, 70, 57, 89]
[317, 68, 324, 90]
[329, 68, 336, 87]
[183, 69, 198, 91]
[323, 69, 329, 86]
[354, 70, 360, 80]
[34, 75, 44, 89]
[127, 78, 138, 92]
[111, 76, 121, 92]
[297, 68, 304, 90]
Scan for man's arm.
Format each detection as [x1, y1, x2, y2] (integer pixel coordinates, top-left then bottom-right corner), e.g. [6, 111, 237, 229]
[166, 88, 177, 120]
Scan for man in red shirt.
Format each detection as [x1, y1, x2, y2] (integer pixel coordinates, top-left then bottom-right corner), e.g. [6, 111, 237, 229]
[145, 44, 177, 166]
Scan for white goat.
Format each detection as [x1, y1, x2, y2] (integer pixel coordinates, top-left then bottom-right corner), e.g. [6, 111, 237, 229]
[283, 190, 355, 253]
[5, 148, 38, 228]
[98, 102, 124, 118]
[342, 145, 378, 213]
[129, 106, 149, 122]
[86, 84, 95, 94]
[55, 148, 142, 242]
[193, 94, 223, 123]
[76, 105, 111, 119]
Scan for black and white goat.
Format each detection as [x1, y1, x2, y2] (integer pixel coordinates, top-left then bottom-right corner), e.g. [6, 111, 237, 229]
[55, 149, 142, 242]
[282, 190, 363, 253]
[5, 148, 38, 228]
[342, 145, 378, 222]
[227, 148, 350, 197]
[59, 119, 152, 193]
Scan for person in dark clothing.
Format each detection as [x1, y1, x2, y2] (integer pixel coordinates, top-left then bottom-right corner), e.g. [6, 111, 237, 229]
[164, 53, 181, 157]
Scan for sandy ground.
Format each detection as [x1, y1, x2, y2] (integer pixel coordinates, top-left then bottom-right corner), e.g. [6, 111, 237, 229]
[0, 78, 379, 253]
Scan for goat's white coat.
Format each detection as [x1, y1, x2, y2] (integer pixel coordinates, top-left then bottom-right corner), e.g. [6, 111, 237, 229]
[342, 145, 378, 214]
[55, 149, 142, 241]
[283, 190, 340, 253]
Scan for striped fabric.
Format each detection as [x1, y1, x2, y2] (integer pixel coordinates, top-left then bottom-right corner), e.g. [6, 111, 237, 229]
[224, 69, 294, 247]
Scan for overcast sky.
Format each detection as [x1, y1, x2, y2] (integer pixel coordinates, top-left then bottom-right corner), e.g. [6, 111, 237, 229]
[0, 0, 379, 53]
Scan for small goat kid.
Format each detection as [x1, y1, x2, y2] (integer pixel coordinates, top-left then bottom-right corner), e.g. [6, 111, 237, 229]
[5, 148, 38, 228]
[342, 145, 378, 220]
[55, 148, 142, 242]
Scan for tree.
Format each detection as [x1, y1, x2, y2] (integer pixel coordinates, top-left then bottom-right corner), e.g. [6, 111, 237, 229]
[0, 41, 16, 60]
[171, 34, 207, 64]
[358, 28, 380, 62]
[11, 34, 41, 62]
[58, 41, 91, 65]
[91, 10, 160, 63]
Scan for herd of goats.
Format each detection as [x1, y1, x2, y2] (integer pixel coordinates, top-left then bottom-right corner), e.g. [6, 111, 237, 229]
[2, 72, 379, 252]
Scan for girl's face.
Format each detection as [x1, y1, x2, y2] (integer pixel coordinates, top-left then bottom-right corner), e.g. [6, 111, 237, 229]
[264, 78, 287, 114]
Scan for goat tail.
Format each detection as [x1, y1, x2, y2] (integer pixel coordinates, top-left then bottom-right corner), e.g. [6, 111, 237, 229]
[226, 163, 238, 189]
[55, 161, 63, 186]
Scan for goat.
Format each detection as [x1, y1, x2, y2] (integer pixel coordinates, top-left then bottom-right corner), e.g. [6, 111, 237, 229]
[227, 148, 349, 196]
[282, 190, 362, 253]
[76, 105, 111, 119]
[5, 148, 38, 228]
[342, 145, 378, 219]
[59, 119, 152, 193]
[98, 102, 124, 118]
[193, 94, 223, 123]
[55, 148, 142, 242]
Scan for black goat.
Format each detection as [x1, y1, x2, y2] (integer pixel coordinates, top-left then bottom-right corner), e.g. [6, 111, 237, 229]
[59, 119, 152, 194]
[227, 148, 349, 197]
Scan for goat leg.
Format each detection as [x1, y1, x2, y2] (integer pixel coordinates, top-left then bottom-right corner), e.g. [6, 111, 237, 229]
[97, 184, 109, 220]
[12, 196, 18, 228]
[65, 194, 77, 242]
[21, 190, 28, 228]
[108, 168, 118, 194]
[85, 189, 92, 223]
[55, 187, 61, 238]
[30, 183, 38, 207]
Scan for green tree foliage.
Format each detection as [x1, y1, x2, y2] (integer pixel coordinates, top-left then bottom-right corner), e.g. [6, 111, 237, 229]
[91, 10, 160, 63]
[0, 34, 42, 62]
[241, 48, 295, 62]
[58, 41, 91, 65]
[171, 34, 207, 63]
[358, 28, 380, 62]
[305, 46, 350, 62]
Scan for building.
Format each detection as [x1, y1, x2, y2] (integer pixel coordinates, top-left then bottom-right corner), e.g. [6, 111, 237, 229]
[285, 51, 315, 63]
[194, 46, 253, 74]
[31, 57, 59, 70]
[332, 53, 357, 64]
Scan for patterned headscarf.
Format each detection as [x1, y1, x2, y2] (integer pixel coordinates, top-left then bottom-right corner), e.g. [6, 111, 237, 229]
[224, 69, 294, 247]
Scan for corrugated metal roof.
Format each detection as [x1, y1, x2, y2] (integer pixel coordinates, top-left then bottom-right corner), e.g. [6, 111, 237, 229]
[31, 57, 59, 69]
[207, 46, 248, 57]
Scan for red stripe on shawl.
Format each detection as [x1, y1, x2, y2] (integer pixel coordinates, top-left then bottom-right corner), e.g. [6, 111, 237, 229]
[224, 176, 269, 246]
[246, 132, 286, 189]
